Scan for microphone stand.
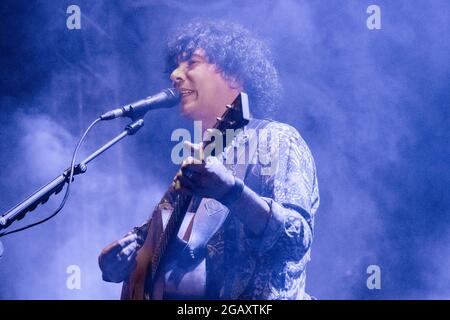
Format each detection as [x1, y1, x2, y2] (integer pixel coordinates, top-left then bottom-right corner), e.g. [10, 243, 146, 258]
[0, 118, 144, 232]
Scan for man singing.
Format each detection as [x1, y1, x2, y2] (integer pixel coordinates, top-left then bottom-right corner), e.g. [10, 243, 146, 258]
[98, 20, 319, 300]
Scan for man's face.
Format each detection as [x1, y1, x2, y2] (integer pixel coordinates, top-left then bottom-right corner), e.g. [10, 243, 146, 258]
[170, 49, 241, 128]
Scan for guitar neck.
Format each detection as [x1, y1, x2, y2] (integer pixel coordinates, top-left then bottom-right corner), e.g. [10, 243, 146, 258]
[150, 193, 192, 280]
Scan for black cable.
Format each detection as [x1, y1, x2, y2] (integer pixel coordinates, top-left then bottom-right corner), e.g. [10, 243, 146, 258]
[0, 117, 102, 238]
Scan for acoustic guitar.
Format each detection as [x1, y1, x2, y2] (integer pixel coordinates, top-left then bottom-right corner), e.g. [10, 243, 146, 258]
[121, 92, 250, 299]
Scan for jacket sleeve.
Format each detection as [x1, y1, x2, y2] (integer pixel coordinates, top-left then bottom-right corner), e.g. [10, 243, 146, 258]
[243, 122, 320, 260]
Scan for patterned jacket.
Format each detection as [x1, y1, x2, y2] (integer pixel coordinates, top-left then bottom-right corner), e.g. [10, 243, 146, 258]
[131, 119, 319, 300]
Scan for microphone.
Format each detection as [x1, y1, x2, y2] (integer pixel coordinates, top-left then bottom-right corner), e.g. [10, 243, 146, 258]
[100, 88, 180, 120]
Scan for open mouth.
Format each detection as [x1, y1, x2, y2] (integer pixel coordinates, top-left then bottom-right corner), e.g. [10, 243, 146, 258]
[180, 88, 195, 98]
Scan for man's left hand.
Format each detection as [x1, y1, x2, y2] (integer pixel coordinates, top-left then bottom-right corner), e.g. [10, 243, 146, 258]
[173, 146, 235, 200]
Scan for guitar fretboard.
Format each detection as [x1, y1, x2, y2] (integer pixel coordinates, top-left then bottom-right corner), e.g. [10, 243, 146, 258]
[150, 193, 192, 280]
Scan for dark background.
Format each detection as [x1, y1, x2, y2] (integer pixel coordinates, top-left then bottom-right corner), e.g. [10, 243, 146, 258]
[0, 0, 449, 299]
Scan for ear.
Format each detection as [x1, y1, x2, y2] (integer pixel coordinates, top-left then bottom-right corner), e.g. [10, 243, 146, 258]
[216, 66, 243, 90]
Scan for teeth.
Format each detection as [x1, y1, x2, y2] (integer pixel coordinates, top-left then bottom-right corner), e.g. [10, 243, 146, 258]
[181, 89, 194, 96]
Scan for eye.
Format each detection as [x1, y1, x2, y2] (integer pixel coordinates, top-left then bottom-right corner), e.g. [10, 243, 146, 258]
[188, 60, 199, 68]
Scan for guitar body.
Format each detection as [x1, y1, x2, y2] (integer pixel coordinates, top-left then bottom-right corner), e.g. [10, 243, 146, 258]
[121, 93, 250, 300]
[121, 202, 207, 300]
[158, 231, 207, 300]
[121, 193, 172, 300]
[122, 242, 207, 300]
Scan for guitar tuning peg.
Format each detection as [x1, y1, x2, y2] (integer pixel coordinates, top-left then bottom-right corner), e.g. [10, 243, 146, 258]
[216, 117, 223, 122]
[226, 104, 232, 109]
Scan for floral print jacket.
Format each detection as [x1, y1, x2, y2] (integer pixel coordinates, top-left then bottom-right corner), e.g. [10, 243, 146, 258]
[131, 119, 319, 300]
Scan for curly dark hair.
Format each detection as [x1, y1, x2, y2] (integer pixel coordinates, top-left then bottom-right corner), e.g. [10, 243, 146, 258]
[165, 20, 282, 118]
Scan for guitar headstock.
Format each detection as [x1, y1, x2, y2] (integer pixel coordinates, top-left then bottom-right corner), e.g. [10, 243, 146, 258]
[213, 92, 250, 133]
[202, 92, 250, 155]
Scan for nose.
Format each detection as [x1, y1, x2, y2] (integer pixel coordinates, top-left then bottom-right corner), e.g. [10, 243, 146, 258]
[170, 64, 186, 86]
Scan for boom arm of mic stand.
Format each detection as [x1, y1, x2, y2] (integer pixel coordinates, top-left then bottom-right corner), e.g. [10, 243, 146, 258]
[0, 118, 144, 231]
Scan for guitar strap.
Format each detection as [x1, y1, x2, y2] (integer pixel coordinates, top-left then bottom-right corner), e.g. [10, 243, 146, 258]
[174, 119, 271, 272]
[187, 119, 269, 248]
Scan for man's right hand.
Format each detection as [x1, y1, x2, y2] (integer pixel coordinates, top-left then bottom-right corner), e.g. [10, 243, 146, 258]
[98, 233, 139, 283]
